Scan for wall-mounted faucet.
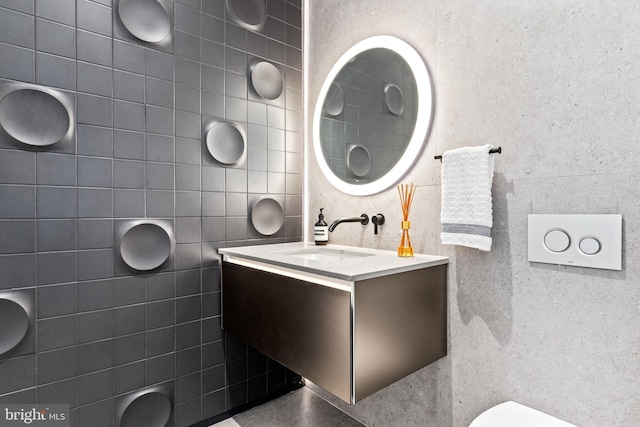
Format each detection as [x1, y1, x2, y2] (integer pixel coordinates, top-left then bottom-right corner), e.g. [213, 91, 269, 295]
[328, 214, 369, 232]
[371, 213, 385, 235]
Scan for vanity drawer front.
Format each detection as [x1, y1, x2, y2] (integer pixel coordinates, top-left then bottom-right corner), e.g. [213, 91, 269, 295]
[354, 265, 448, 401]
[222, 261, 352, 403]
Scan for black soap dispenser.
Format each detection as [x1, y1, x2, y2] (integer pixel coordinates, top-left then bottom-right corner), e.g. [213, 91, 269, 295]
[314, 208, 329, 245]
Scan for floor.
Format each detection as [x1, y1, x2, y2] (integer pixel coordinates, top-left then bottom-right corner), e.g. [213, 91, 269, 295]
[209, 387, 366, 427]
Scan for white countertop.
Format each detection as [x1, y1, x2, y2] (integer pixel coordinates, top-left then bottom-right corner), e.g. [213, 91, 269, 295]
[218, 242, 448, 282]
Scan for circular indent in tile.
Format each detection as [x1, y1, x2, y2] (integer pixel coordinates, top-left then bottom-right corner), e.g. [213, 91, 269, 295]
[0, 298, 30, 356]
[119, 0, 171, 43]
[120, 392, 171, 427]
[206, 122, 245, 165]
[0, 89, 70, 146]
[120, 223, 172, 271]
[226, 0, 266, 29]
[347, 145, 372, 178]
[251, 62, 284, 100]
[251, 198, 284, 236]
[385, 84, 404, 116]
[323, 83, 344, 117]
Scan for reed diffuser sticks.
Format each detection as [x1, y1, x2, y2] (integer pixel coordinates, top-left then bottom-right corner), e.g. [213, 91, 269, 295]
[397, 183, 417, 257]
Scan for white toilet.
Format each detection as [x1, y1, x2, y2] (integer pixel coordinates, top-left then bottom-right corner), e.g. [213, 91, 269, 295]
[470, 401, 577, 427]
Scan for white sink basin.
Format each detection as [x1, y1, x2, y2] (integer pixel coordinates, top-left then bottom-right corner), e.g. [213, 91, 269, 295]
[280, 247, 375, 262]
[218, 242, 448, 282]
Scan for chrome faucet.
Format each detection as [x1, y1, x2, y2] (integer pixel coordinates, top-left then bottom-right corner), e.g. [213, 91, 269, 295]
[328, 214, 369, 232]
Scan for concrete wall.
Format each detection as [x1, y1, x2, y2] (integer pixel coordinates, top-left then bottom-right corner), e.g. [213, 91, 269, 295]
[305, 1, 640, 426]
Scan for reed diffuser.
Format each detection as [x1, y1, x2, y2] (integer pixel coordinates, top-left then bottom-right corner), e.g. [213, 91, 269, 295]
[397, 183, 417, 257]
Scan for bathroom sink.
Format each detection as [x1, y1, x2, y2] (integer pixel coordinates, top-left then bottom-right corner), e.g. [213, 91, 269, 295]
[218, 242, 448, 282]
[279, 247, 374, 262]
[219, 242, 449, 403]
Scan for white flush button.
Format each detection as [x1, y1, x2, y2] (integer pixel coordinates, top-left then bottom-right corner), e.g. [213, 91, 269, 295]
[579, 237, 601, 255]
[528, 214, 622, 270]
[544, 229, 570, 252]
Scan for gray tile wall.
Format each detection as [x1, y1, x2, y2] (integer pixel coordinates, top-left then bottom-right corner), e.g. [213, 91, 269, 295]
[0, 0, 303, 426]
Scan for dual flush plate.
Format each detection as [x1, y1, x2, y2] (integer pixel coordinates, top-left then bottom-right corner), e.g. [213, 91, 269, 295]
[527, 214, 622, 270]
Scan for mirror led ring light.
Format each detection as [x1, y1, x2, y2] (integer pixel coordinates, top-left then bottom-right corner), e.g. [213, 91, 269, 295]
[313, 35, 433, 196]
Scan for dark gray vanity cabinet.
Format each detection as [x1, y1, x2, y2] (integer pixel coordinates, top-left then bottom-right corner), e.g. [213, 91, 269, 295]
[222, 261, 447, 404]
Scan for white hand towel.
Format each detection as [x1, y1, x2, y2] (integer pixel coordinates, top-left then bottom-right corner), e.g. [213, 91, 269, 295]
[440, 144, 496, 251]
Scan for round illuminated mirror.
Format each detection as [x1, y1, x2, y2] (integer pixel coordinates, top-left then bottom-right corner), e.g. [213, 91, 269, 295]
[313, 36, 433, 195]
